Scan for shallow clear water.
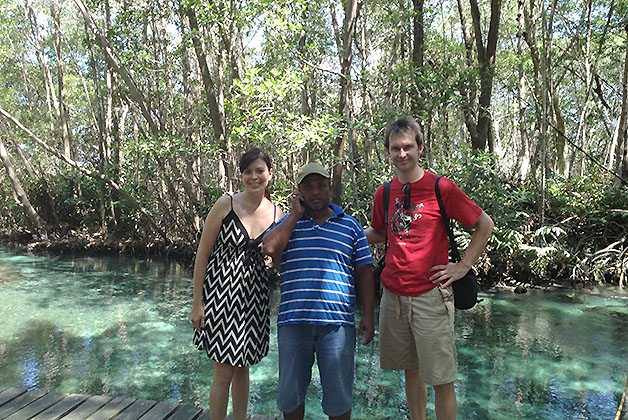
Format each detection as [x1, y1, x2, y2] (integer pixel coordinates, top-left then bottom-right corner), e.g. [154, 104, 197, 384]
[0, 248, 627, 419]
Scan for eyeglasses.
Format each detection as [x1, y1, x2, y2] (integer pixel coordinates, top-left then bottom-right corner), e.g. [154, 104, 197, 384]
[402, 183, 411, 210]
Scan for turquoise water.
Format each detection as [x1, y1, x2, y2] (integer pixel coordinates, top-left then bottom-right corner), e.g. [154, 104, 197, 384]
[0, 248, 627, 419]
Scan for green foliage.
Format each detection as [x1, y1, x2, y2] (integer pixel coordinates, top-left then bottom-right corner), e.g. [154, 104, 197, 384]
[426, 151, 628, 285]
[0, 183, 23, 232]
[26, 170, 101, 229]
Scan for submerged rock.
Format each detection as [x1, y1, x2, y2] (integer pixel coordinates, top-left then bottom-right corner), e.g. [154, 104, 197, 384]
[514, 285, 528, 294]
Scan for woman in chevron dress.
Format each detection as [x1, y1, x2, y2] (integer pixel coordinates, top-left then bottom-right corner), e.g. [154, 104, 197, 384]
[191, 148, 283, 420]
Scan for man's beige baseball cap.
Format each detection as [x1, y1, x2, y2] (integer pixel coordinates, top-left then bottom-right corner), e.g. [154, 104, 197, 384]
[296, 162, 330, 184]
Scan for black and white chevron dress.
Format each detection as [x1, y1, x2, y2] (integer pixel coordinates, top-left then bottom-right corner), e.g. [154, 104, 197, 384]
[193, 204, 275, 367]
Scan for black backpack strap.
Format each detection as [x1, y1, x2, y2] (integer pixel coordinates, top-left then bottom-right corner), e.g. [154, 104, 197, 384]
[435, 177, 461, 262]
[382, 181, 390, 252]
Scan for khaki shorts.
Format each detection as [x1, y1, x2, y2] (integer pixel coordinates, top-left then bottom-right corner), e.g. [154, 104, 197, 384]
[379, 286, 457, 385]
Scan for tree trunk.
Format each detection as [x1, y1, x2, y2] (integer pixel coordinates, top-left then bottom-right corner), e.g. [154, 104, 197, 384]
[0, 136, 46, 233]
[522, 0, 544, 182]
[51, 2, 73, 160]
[571, 0, 594, 176]
[330, 0, 362, 205]
[469, 0, 502, 151]
[552, 88, 569, 176]
[298, 6, 312, 118]
[538, 0, 550, 223]
[105, 0, 119, 230]
[411, 0, 424, 117]
[219, 0, 241, 96]
[456, 0, 479, 147]
[183, 3, 233, 191]
[356, 11, 375, 166]
[26, 0, 58, 132]
[177, 3, 202, 233]
[613, 24, 628, 186]
[4, 123, 60, 226]
[543, 0, 568, 178]
[516, 0, 531, 181]
[298, 6, 313, 162]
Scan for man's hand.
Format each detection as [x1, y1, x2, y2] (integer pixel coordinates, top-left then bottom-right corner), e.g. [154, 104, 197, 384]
[429, 261, 470, 289]
[358, 313, 374, 345]
[263, 190, 304, 259]
[291, 189, 306, 216]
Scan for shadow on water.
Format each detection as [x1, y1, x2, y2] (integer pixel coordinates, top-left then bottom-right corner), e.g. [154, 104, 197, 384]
[0, 251, 205, 406]
[1, 248, 627, 419]
[0, 312, 204, 404]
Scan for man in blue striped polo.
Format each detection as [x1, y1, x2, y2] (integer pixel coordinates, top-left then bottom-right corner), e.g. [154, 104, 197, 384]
[263, 162, 375, 420]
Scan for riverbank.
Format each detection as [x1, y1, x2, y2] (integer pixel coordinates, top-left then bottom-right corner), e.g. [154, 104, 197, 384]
[0, 229, 556, 292]
[0, 230, 197, 267]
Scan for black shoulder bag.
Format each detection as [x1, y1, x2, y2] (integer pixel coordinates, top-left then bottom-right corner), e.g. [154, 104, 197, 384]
[372, 181, 390, 281]
[435, 177, 481, 310]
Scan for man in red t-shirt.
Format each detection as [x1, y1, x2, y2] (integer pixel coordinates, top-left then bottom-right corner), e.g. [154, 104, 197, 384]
[366, 116, 494, 420]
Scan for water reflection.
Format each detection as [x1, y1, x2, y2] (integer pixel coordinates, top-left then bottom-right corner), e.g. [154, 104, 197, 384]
[0, 248, 626, 419]
[455, 290, 628, 419]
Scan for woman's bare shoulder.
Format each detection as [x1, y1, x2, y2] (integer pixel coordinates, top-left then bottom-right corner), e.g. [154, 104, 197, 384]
[205, 194, 232, 220]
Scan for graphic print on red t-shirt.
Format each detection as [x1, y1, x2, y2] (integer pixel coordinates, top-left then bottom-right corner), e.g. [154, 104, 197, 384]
[390, 198, 423, 240]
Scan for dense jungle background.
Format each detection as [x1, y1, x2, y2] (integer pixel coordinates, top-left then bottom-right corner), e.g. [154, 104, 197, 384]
[0, 0, 627, 288]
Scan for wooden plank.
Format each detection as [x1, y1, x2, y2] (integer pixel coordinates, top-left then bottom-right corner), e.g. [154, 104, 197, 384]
[0, 389, 46, 419]
[114, 399, 157, 420]
[30, 394, 89, 420]
[194, 411, 275, 420]
[5, 391, 66, 420]
[137, 401, 178, 419]
[195, 411, 210, 420]
[166, 405, 203, 420]
[0, 388, 27, 407]
[61, 395, 112, 420]
[84, 396, 135, 420]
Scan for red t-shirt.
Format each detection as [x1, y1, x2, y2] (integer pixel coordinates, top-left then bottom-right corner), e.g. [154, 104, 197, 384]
[371, 171, 482, 296]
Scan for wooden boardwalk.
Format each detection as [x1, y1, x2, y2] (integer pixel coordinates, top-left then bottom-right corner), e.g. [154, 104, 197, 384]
[0, 387, 277, 420]
[0, 387, 207, 420]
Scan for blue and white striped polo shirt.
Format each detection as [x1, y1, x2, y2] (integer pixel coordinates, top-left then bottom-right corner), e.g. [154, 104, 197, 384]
[276, 203, 373, 326]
